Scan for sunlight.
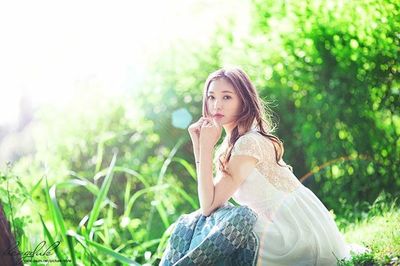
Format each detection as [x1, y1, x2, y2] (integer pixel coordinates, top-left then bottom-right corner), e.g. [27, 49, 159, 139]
[0, 0, 249, 126]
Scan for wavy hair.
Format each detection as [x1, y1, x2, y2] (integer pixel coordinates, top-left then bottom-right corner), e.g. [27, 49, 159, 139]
[201, 66, 293, 176]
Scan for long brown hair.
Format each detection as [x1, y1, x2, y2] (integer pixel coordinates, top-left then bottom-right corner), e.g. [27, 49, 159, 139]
[201, 66, 293, 176]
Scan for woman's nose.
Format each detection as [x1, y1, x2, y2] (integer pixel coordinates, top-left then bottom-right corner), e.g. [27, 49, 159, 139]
[213, 100, 222, 109]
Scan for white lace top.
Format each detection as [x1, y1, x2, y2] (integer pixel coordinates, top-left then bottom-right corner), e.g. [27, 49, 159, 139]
[230, 130, 301, 192]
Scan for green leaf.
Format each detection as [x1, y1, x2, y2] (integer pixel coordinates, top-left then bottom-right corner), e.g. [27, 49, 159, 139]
[39, 215, 67, 266]
[87, 153, 117, 234]
[172, 157, 197, 181]
[68, 231, 140, 265]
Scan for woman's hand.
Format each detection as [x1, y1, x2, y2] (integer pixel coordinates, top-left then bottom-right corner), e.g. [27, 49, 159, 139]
[199, 118, 222, 150]
[188, 116, 208, 144]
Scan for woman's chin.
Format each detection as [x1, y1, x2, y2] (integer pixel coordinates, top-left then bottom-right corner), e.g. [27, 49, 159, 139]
[213, 117, 224, 125]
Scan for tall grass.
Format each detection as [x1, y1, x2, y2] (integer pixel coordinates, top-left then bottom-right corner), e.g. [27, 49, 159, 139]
[0, 135, 199, 265]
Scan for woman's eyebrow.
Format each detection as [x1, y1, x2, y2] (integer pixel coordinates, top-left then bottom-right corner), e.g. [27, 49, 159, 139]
[208, 91, 233, 94]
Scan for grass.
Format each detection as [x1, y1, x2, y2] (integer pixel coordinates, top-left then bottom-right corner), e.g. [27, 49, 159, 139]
[337, 197, 400, 266]
[0, 137, 193, 265]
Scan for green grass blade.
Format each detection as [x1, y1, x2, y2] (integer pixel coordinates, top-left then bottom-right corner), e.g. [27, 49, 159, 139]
[66, 234, 77, 265]
[171, 157, 197, 181]
[46, 179, 79, 265]
[113, 166, 151, 187]
[95, 138, 105, 174]
[44, 177, 60, 236]
[39, 215, 66, 266]
[87, 153, 117, 234]
[69, 230, 140, 265]
[57, 178, 117, 209]
[29, 176, 44, 195]
[67, 230, 103, 265]
[154, 201, 170, 229]
[123, 184, 170, 218]
[124, 178, 131, 211]
[56, 178, 99, 195]
[48, 184, 67, 239]
[170, 186, 198, 209]
[135, 238, 161, 252]
[145, 136, 185, 237]
[88, 239, 140, 265]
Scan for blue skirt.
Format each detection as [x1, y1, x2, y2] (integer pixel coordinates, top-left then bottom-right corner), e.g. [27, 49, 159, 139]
[159, 203, 260, 266]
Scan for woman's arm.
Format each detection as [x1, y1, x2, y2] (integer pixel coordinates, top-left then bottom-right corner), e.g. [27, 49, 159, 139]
[197, 144, 215, 215]
[199, 154, 257, 217]
[198, 132, 261, 216]
[191, 137, 200, 164]
[188, 116, 207, 165]
[188, 117, 215, 213]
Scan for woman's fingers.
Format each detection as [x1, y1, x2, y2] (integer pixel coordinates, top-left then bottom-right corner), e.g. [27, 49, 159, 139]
[194, 117, 212, 131]
[198, 117, 206, 124]
[201, 119, 213, 128]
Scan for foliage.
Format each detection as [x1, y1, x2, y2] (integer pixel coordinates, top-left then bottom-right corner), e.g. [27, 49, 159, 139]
[1, 150, 198, 265]
[247, 0, 400, 214]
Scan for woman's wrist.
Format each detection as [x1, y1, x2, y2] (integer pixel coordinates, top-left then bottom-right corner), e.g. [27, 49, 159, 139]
[200, 143, 214, 153]
[195, 145, 213, 164]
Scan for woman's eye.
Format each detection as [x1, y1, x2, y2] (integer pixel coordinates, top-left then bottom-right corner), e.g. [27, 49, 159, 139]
[207, 95, 231, 100]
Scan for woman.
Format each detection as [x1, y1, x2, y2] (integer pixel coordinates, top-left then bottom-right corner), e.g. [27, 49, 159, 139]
[165, 67, 367, 265]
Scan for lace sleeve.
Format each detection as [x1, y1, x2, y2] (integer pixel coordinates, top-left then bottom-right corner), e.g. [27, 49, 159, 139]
[231, 133, 262, 163]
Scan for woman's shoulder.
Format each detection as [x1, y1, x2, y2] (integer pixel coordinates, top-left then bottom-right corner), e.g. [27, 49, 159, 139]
[231, 130, 270, 159]
[240, 130, 274, 148]
[238, 130, 279, 160]
[234, 130, 258, 146]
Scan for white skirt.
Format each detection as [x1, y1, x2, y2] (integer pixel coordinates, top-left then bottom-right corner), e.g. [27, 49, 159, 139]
[253, 185, 367, 266]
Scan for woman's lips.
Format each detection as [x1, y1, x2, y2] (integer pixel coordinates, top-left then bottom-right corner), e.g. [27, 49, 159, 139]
[213, 115, 224, 119]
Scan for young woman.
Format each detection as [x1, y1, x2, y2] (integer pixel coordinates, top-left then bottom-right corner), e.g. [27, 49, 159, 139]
[186, 67, 367, 265]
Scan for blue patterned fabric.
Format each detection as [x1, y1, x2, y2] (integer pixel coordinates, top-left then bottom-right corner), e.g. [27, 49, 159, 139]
[159, 202, 259, 266]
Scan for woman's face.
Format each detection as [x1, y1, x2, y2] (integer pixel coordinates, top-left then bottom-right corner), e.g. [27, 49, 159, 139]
[206, 78, 242, 126]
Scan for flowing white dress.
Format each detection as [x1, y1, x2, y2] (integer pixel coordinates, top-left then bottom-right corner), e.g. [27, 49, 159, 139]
[213, 129, 362, 266]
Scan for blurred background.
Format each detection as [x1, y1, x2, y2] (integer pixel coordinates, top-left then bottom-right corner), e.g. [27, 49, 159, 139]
[0, 0, 398, 265]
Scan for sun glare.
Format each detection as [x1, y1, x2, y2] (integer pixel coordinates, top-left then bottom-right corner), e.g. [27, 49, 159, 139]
[0, 0, 250, 126]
